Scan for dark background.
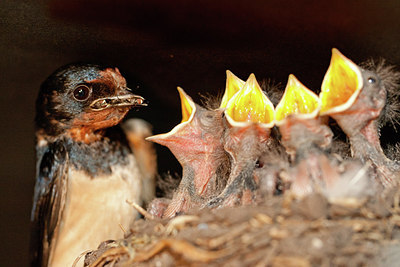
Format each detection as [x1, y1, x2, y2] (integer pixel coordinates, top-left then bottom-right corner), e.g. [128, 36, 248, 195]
[1, 1, 400, 265]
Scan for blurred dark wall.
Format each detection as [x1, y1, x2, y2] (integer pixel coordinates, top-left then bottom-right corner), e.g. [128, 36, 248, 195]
[1, 1, 400, 265]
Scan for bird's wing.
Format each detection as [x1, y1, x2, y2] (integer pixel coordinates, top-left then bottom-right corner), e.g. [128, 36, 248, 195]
[122, 118, 157, 205]
[30, 140, 68, 267]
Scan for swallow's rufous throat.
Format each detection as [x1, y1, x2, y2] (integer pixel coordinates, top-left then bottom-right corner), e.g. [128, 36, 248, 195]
[30, 63, 149, 266]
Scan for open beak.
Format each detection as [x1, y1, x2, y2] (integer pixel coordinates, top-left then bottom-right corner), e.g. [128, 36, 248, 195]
[90, 89, 147, 111]
[320, 48, 363, 115]
[220, 70, 245, 109]
[225, 73, 275, 128]
[177, 87, 195, 124]
[275, 74, 320, 126]
[146, 87, 196, 145]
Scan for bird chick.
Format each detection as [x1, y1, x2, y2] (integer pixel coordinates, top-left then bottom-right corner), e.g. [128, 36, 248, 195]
[146, 87, 229, 218]
[276, 74, 374, 199]
[275, 74, 337, 197]
[30, 63, 147, 267]
[253, 133, 290, 197]
[275, 75, 330, 157]
[207, 73, 275, 208]
[320, 48, 400, 188]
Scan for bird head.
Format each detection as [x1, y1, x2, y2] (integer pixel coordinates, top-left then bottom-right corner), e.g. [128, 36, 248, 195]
[35, 63, 146, 141]
[360, 59, 400, 129]
[275, 75, 331, 155]
[224, 73, 275, 129]
[146, 87, 224, 163]
[319, 48, 363, 116]
[320, 48, 388, 136]
[275, 74, 320, 124]
[147, 87, 227, 196]
[145, 87, 197, 158]
[221, 73, 275, 163]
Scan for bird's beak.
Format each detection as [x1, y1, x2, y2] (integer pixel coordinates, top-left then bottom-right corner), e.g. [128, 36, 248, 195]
[177, 86, 195, 124]
[90, 89, 147, 111]
[219, 70, 245, 109]
[275, 74, 320, 126]
[224, 73, 275, 128]
[146, 87, 196, 145]
[320, 48, 363, 115]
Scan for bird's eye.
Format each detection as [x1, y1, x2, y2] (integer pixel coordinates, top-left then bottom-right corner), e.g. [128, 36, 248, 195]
[368, 77, 376, 84]
[73, 85, 91, 101]
[255, 160, 264, 168]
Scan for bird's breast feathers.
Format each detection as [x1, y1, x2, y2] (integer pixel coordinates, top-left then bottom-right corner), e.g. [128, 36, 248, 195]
[50, 154, 142, 266]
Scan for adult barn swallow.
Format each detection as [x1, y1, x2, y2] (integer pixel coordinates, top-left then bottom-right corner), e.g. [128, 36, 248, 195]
[30, 63, 147, 267]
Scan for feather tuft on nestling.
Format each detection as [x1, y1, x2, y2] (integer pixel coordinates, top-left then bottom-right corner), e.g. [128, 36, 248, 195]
[199, 92, 223, 110]
[260, 78, 284, 106]
[384, 143, 400, 162]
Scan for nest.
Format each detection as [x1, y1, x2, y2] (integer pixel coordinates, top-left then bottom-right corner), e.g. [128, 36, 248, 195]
[83, 186, 400, 267]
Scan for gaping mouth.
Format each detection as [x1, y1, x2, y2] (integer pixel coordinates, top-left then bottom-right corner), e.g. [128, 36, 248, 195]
[146, 87, 196, 144]
[275, 74, 320, 126]
[220, 70, 245, 109]
[320, 48, 363, 115]
[178, 87, 195, 124]
[90, 94, 147, 111]
[225, 73, 275, 128]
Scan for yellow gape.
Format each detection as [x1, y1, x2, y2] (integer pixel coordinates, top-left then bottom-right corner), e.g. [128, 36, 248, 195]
[275, 74, 320, 125]
[320, 48, 363, 115]
[225, 73, 274, 128]
[178, 87, 195, 123]
[220, 70, 245, 109]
